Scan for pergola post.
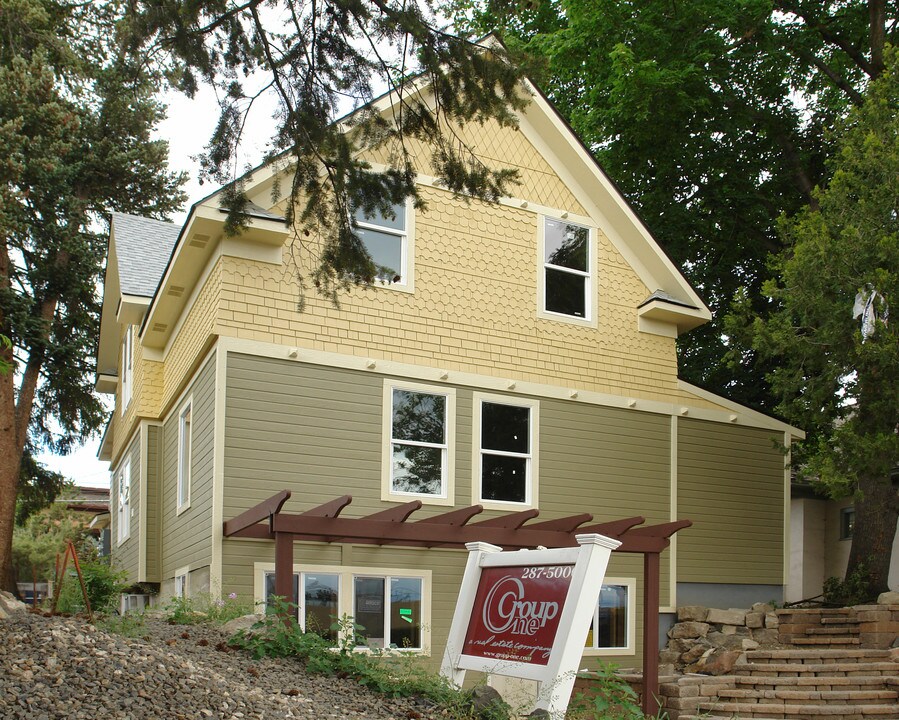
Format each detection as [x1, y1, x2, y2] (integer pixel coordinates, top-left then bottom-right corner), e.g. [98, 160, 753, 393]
[274, 531, 296, 615]
[642, 551, 661, 717]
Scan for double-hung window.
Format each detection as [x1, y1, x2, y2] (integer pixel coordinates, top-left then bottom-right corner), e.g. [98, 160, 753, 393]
[177, 400, 192, 512]
[584, 578, 635, 654]
[383, 382, 455, 503]
[117, 458, 131, 544]
[542, 217, 593, 321]
[474, 394, 538, 508]
[353, 201, 411, 288]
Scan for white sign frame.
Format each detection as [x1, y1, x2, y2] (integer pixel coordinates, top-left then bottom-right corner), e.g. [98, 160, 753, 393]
[440, 533, 621, 718]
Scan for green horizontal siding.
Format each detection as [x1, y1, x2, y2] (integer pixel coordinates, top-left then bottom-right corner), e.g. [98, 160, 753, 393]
[112, 433, 141, 583]
[677, 418, 785, 584]
[160, 354, 216, 578]
[145, 424, 161, 581]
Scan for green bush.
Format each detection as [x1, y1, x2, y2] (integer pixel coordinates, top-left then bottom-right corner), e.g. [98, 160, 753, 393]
[54, 559, 127, 614]
[568, 663, 664, 720]
[164, 592, 254, 625]
[823, 563, 876, 606]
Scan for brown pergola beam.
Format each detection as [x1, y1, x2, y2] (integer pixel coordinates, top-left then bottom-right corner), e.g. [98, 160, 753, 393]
[222, 489, 291, 536]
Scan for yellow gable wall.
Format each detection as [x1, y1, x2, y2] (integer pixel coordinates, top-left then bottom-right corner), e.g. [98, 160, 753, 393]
[362, 116, 588, 217]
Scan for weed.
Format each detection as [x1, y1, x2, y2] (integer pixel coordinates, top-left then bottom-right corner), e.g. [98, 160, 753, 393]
[164, 592, 254, 625]
[568, 663, 665, 720]
[98, 611, 147, 638]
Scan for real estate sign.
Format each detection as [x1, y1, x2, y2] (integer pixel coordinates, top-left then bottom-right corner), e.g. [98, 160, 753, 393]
[441, 534, 621, 719]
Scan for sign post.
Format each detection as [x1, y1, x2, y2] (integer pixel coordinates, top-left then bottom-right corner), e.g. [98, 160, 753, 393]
[441, 533, 621, 718]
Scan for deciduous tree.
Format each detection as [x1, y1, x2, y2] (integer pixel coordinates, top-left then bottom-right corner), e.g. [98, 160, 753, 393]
[731, 50, 898, 596]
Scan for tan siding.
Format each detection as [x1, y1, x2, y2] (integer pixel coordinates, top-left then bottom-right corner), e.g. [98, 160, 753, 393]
[112, 433, 141, 582]
[677, 418, 785, 584]
[160, 354, 216, 578]
[145, 424, 162, 581]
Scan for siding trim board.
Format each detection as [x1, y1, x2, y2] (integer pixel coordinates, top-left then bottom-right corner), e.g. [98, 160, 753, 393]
[217, 336, 799, 435]
[139, 423, 148, 582]
[210, 346, 227, 592]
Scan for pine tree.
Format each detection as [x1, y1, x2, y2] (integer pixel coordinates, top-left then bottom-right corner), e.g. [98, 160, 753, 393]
[0, 0, 186, 590]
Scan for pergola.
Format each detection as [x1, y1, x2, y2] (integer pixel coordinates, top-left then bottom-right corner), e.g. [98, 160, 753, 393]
[224, 490, 690, 716]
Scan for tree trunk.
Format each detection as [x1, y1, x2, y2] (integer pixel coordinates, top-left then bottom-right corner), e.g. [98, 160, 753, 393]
[847, 474, 899, 597]
[0, 379, 24, 594]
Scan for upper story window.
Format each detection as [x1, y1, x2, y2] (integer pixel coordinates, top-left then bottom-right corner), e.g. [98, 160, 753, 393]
[474, 393, 539, 509]
[541, 217, 593, 321]
[177, 400, 192, 513]
[117, 458, 131, 545]
[121, 326, 133, 413]
[382, 381, 455, 505]
[353, 201, 412, 288]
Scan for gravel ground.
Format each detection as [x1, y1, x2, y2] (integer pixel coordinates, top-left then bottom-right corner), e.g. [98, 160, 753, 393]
[0, 612, 445, 720]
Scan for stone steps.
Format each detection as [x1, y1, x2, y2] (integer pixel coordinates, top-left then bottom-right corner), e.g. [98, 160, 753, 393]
[746, 649, 892, 663]
[735, 675, 898, 691]
[692, 702, 899, 719]
[717, 688, 898, 702]
[806, 625, 861, 635]
[791, 637, 861, 647]
[735, 662, 899, 676]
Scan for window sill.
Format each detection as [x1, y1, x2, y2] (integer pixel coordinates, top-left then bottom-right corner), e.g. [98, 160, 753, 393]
[536, 309, 597, 329]
[382, 491, 454, 507]
[478, 498, 536, 513]
[582, 647, 636, 657]
[176, 502, 191, 516]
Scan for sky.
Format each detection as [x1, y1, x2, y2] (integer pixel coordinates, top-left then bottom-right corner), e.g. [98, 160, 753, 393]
[35, 85, 279, 489]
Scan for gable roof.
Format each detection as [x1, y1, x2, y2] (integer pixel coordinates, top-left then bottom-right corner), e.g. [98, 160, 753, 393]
[110, 213, 181, 298]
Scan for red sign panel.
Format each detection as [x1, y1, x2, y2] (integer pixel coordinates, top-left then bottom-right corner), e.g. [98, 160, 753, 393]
[462, 564, 574, 666]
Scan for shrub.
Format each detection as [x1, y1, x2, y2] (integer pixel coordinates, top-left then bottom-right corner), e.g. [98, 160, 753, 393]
[823, 563, 876, 606]
[568, 663, 663, 720]
[54, 558, 128, 614]
[164, 592, 254, 625]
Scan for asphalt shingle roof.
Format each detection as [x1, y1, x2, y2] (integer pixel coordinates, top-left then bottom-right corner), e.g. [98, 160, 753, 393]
[111, 213, 181, 298]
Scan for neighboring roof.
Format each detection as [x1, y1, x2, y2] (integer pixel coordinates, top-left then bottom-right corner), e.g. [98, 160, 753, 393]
[111, 213, 181, 297]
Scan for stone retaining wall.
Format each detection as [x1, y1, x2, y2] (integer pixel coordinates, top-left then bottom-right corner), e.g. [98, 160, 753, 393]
[659, 602, 781, 675]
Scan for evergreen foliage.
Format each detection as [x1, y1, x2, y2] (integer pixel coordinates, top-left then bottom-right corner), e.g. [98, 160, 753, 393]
[0, 0, 186, 590]
[731, 49, 899, 595]
[125, 0, 531, 300]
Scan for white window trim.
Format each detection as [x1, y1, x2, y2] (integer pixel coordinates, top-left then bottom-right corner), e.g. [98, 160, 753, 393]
[583, 576, 636, 656]
[176, 397, 192, 514]
[354, 199, 416, 294]
[381, 380, 455, 506]
[116, 457, 131, 545]
[174, 566, 190, 599]
[471, 392, 540, 511]
[121, 325, 133, 414]
[254, 562, 432, 655]
[536, 216, 598, 327]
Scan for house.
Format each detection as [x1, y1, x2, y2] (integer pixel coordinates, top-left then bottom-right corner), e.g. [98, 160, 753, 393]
[787, 481, 899, 602]
[96, 74, 803, 672]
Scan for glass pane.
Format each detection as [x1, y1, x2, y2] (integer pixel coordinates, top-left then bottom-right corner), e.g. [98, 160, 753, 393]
[392, 390, 445, 444]
[390, 577, 422, 649]
[481, 454, 527, 503]
[597, 584, 628, 648]
[545, 219, 588, 271]
[354, 577, 386, 648]
[545, 268, 587, 318]
[354, 201, 405, 231]
[356, 226, 402, 282]
[304, 573, 339, 641]
[482, 402, 529, 453]
[392, 443, 443, 495]
[264, 572, 299, 619]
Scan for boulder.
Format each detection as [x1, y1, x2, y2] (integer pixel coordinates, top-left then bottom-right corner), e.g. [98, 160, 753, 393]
[706, 608, 747, 626]
[221, 614, 261, 636]
[877, 591, 899, 605]
[745, 612, 765, 629]
[468, 686, 509, 720]
[686, 650, 743, 676]
[668, 621, 710, 639]
[742, 639, 760, 651]
[765, 613, 779, 629]
[0, 591, 27, 619]
[677, 606, 709, 622]
[751, 628, 780, 647]
[659, 649, 681, 665]
[681, 641, 713, 664]
[751, 602, 775, 614]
